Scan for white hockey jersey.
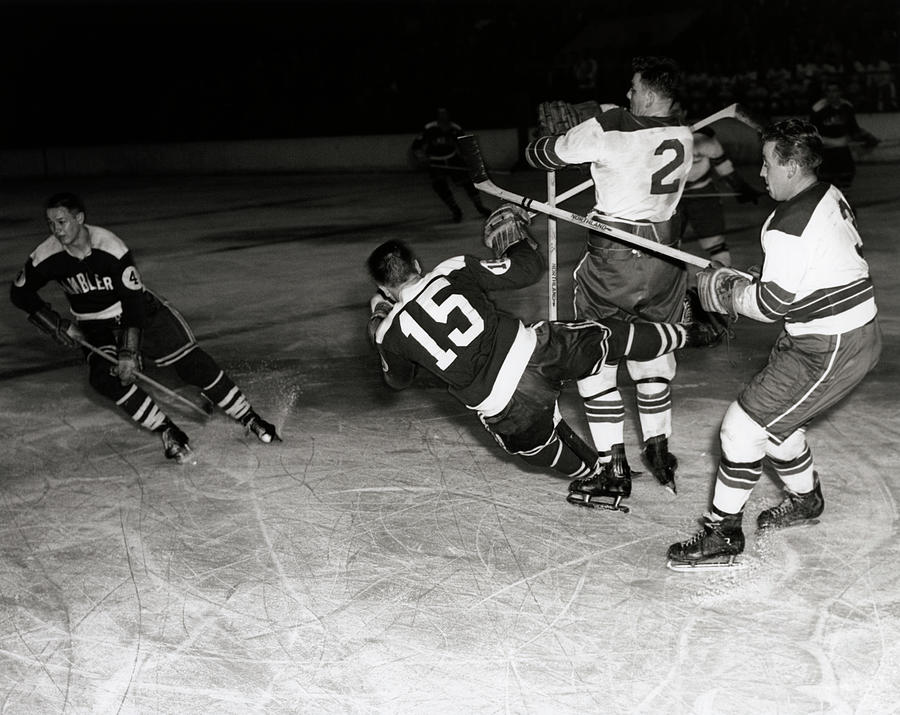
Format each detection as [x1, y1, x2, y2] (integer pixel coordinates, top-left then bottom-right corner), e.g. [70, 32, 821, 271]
[526, 106, 693, 222]
[733, 182, 877, 336]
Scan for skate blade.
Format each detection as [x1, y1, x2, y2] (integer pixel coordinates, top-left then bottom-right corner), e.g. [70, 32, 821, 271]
[566, 493, 630, 514]
[666, 557, 746, 572]
[661, 481, 677, 496]
[171, 448, 197, 465]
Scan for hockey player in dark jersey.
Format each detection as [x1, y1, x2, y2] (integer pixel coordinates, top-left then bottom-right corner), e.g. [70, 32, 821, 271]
[410, 107, 492, 223]
[667, 119, 881, 570]
[366, 205, 722, 511]
[676, 103, 765, 268]
[10, 192, 281, 464]
[810, 81, 879, 199]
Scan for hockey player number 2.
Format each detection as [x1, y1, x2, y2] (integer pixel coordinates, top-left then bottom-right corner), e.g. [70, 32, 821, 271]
[398, 278, 484, 370]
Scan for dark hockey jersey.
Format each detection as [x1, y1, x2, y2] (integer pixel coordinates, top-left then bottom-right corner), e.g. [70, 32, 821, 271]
[374, 243, 544, 415]
[10, 225, 146, 327]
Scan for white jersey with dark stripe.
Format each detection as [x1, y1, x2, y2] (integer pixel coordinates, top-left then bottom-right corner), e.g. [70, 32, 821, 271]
[733, 182, 877, 335]
[375, 245, 544, 415]
[528, 107, 693, 221]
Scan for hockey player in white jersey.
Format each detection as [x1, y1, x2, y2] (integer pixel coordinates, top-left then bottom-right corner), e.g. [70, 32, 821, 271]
[526, 56, 693, 501]
[667, 118, 881, 571]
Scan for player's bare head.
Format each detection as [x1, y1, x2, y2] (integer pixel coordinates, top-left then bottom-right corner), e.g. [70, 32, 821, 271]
[45, 192, 86, 217]
[760, 119, 823, 173]
[367, 240, 420, 288]
[630, 56, 681, 103]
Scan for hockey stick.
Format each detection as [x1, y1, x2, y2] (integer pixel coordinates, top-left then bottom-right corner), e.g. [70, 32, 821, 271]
[545, 104, 764, 206]
[458, 134, 712, 269]
[74, 337, 211, 417]
[547, 172, 559, 320]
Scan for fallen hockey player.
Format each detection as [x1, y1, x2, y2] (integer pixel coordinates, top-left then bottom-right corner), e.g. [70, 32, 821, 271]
[366, 204, 724, 512]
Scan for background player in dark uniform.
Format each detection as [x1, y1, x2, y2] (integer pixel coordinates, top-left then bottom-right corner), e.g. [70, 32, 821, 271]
[10, 192, 281, 464]
[526, 56, 693, 497]
[410, 107, 492, 223]
[667, 119, 881, 571]
[366, 205, 720, 510]
[810, 81, 880, 200]
[678, 122, 765, 268]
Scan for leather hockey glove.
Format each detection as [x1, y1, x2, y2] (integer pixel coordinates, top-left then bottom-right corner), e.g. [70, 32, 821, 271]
[696, 262, 750, 321]
[28, 304, 84, 348]
[681, 287, 732, 347]
[482, 204, 538, 259]
[537, 100, 581, 136]
[367, 292, 394, 347]
[115, 326, 143, 386]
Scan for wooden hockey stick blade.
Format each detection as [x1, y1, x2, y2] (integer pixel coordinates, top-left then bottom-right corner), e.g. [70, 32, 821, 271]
[691, 103, 764, 134]
[75, 337, 211, 417]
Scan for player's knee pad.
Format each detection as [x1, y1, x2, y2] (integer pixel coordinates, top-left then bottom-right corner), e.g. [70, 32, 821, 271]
[626, 353, 676, 382]
[766, 428, 809, 462]
[633, 377, 670, 398]
[577, 362, 618, 399]
[720, 401, 768, 462]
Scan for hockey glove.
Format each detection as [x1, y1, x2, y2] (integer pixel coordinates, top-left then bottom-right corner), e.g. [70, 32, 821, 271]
[537, 100, 581, 136]
[115, 326, 143, 386]
[681, 287, 733, 347]
[696, 263, 750, 321]
[367, 292, 394, 347]
[482, 204, 538, 259]
[28, 305, 84, 348]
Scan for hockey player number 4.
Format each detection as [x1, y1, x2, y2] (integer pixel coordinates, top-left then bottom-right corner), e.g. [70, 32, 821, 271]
[399, 278, 484, 370]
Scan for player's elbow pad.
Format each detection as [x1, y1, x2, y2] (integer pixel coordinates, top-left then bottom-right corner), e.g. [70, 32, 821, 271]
[525, 136, 567, 171]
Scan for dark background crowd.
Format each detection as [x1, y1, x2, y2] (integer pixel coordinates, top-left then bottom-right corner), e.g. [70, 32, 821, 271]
[1, 0, 897, 147]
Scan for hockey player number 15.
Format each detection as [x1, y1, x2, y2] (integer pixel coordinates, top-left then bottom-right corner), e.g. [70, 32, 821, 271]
[650, 138, 686, 195]
[398, 277, 484, 370]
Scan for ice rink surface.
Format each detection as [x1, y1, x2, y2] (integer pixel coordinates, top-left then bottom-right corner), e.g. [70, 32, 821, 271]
[1, 163, 899, 714]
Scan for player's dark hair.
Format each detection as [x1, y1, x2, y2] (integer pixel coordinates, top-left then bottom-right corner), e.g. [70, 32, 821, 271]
[45, 192, 86, 215]
[367, 240, 419, 287]
[761, 118, 824, 172]
[631, 56, 682, 101]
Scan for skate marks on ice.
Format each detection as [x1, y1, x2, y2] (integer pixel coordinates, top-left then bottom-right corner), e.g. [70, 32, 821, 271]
[2, 169, 900, 712]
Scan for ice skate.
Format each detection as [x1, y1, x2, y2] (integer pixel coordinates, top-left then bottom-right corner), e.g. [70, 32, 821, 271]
[642, 434, 677, 495]
[666, 513, 746, 572]
[241, 411, 282, 443]
[567, 443, 632, 513]
[159, 422, 195, 464]
[757, 475, 824, 530]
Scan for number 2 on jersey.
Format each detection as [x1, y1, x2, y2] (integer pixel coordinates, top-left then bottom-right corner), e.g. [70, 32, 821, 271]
[650, 138, 686, 195]
[398, 277, 484, 370]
